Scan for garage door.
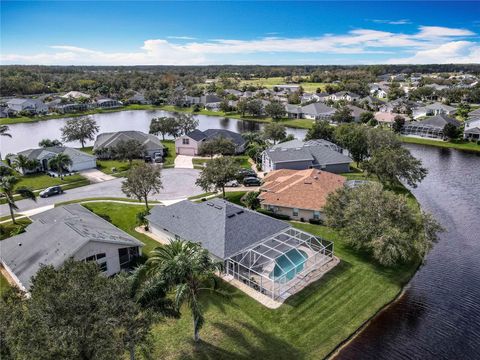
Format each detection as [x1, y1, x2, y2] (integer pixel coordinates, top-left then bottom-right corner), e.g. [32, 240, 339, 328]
[178, 147, 196, 156]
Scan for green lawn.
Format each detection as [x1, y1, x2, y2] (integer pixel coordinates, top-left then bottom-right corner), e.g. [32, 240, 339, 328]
[400, 136, 480, 152]
[0, 218, 32, 241]
[239, 77, 333, 93]
[192, 155, 252, 169]
[81, 201, 417, 360]
[79, 147, 143, 174]
[161, 140, 176, 167]
[16, 173, 88, 191]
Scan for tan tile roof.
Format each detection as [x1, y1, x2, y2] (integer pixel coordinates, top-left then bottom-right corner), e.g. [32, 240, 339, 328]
[259, 169, 345, 210]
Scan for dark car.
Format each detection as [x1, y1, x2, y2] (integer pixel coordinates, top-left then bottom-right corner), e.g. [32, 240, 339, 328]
[243, 177, 261, 187]
[39, 186, 63, 198]
[237, 168, 257, 179]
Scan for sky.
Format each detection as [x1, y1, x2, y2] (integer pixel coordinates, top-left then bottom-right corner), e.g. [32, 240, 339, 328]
[1, 1, 479, 65]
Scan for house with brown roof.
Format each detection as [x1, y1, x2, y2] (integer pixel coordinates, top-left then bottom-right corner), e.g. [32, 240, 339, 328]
[259, 169, 345, 222]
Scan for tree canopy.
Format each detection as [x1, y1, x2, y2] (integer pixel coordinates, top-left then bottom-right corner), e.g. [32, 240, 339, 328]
[195, 157, 240, 198]
[122, 163, 163, 209]
[263, 123, 286, 144]
[60, 117, 99, 148]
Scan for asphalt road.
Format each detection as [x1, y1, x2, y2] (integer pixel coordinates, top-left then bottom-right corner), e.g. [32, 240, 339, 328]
[1, 168, 203, 216]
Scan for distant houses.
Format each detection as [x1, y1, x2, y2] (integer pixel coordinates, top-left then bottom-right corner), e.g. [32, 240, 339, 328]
[285, 102, 336, 120]
[464, 118, 480, 141]
[0, 204, 144, 292]
[261, 139, 351, 174]
[6, 98, 48, 115]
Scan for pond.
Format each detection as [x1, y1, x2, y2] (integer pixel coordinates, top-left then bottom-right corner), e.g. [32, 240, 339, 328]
[0, 110, 307, 155]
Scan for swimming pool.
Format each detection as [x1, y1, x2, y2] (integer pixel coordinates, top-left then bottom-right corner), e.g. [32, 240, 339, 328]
[270, 249, 308, 282]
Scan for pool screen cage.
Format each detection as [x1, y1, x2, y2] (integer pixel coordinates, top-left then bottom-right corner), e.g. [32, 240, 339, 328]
[225, 227, 334, 300]
[402, 124, 444, 139]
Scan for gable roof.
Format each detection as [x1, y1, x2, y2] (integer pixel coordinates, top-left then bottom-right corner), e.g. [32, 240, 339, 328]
[0, 204, 143, 290]
[17, 146, 95, 163]
[94, 131, 164, 151]
[417, 113, 461, 128]
[185, 129, 246, 147]
[185, 129, 207, 141]
[260, 169, 345, 210]
[147, 199, 289, 259]
[301, 102, 336, 116]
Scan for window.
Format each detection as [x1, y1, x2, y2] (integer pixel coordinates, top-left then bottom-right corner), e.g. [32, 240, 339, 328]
[182, 138, 190, 145]
[293, 208, 299, 217]
[83, 253, 108, 272]
[313, 211, 320, 220]
[119, 247, 140, 268]
[98, 262, 108, 272]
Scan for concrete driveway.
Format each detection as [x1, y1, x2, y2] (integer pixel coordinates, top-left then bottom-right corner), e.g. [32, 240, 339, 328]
[0, 168, 203, 216]
[174, 155, 194, 169]
[80, 169, 115, 183]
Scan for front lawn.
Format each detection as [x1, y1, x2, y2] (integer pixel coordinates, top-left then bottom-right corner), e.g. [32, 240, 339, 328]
[16, 173, 88, 191]
[97, 159, 143, 175]
[161, 140, 176, 167]
[82, 201, 417, 360]
[193, 155, 252, 169]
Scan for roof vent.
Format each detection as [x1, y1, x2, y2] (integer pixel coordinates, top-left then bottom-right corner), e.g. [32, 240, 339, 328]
[206, 202, 214, 206]
[227, 214, 236, 218]
[214, 205, 222, 210]
[18, 243, 22, 247]
[236, 210, 244, 215]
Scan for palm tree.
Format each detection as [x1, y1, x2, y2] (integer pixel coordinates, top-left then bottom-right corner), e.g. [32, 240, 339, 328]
[12, 154, 30, 174]
[48, 153, 72, 180]
[0, 176, 36, 224]
[139, 240, 225, 342]
[0, 125, 12, 160]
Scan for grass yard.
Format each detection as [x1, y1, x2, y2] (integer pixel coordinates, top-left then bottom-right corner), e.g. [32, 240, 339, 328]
[239, 77, 333, 93]
[192, 155, 252, 169]
[83, 201, 417, 360]
[161, 140, 176, 167]
[0, 218, 32, 241]
[16, 173, 88, 191]
[400, 136, 480, 153]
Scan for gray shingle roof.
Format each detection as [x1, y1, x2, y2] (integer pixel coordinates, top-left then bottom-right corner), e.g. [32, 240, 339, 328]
[203, 129, 246, 147]
[0, 204, 143, 290]
[17, 147, 95, 162]
[94, 131, 164, 152]
[301, 102, 335, 116]
[147, 199, 289, 259]
[418, 114, 461, 129]
[186, 129, 207, 141]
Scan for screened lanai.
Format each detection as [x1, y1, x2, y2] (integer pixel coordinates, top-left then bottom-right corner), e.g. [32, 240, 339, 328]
[225, 227, 334, 300]
[402, 123, 444, 139]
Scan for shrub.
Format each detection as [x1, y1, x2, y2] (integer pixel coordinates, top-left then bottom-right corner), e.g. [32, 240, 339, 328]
[309, 218, 323, 225]
[257, 208, 290, 220]
[111, 167, 117, 173]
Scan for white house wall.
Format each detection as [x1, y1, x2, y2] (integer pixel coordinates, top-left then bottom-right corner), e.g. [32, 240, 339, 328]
[73, 241, 131, 277]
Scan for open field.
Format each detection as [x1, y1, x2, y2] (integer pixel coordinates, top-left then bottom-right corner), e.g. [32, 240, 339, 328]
[82, 201, 418, 360]
[239, 77, 332, 93]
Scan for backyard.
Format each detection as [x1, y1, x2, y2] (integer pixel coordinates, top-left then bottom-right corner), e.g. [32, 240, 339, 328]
[82, 201, 418, 360]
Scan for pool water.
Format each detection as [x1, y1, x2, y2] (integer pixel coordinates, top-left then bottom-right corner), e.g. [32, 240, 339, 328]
[270, 249, 308, 282]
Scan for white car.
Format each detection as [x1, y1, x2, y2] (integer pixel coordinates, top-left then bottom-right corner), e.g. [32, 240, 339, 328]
[225, 180, 239, 187]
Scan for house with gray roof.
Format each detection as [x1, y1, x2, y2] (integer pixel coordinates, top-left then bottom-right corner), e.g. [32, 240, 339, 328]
[412, 102, 457, 119]
[146, 198, 335, 300]
[0, 204, 144, 292]
[6, 98, 48, 114]
[262, 139, 351, 174]
[402, 113, 461, 139]
[96, 98, 123, 108]
[175, 129, 246, 156]
[12, 146, 96, 175]
[327, 91, 361, 102]
[302, 102, 336, 120]
[464, 118, 480, 141]
[93, 131, 164, 159]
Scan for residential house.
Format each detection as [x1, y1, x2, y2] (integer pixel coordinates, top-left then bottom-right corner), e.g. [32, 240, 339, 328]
[175, 129, 246, 156]
[302, 102, 336, 120]
[402, 113, 461, 139]
[259, 169, 345, 221]
[467, 108, 480, 120]
[369, 83, 389, 99]
[374, 112, 406, 126]
[301, 92, 328, 104]
[96, 98, 123, 108]
[412, 102, 457, 119]
[464, 118, 480, 141]
[61, 91, 91, 100]
[184, 96, 202, 106]
[360, 96, 386, 110]
[146, 198, 334, 300]
[127, 92, 149, 105]
[11, 147, 96, 175]
[262, 139, 351, 174]
[328, 91, 361, 102]
[6, 98, 48, 115]
[0, 204, 144, 292]
[274, 84, 300, 93]
[93, 131, 164, 159]
[347, 105, 369, 122]
[285, 104, 303, 119]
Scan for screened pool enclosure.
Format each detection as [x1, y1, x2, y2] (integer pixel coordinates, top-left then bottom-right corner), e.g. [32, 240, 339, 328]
[225, 227, 334, 300]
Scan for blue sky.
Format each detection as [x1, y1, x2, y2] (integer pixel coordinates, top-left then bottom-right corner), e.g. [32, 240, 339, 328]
[1, 1, 479, 65]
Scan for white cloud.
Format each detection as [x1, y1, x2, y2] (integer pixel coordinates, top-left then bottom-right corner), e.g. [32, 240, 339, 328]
[1, 25, 477, 65]
[387, 41, 480, 64]
[371, 19, 411, 25]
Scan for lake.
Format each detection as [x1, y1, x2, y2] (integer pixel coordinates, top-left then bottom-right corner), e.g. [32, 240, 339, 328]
[337, 144, 480, 360]
[0, 110, 307, 154]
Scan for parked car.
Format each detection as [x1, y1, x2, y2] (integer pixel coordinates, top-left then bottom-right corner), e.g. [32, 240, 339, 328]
[39, 186, 63, 198]
[153, 153, 163, 163]
[225, 179, 239, 187]
[144, 155, 152, 163]
[237, 168, 257, 179]
[243, 177, 261, 187]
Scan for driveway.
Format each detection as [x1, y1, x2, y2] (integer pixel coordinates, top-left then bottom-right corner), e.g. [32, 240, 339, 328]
[80, 169, 115, 183]
[174, 155, 194, 169]
[0, 168, 203, 216]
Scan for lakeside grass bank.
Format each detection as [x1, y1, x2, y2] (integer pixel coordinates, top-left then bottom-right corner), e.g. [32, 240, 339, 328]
[3, 104, 478, 153]
[82, 201, 418, 360]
